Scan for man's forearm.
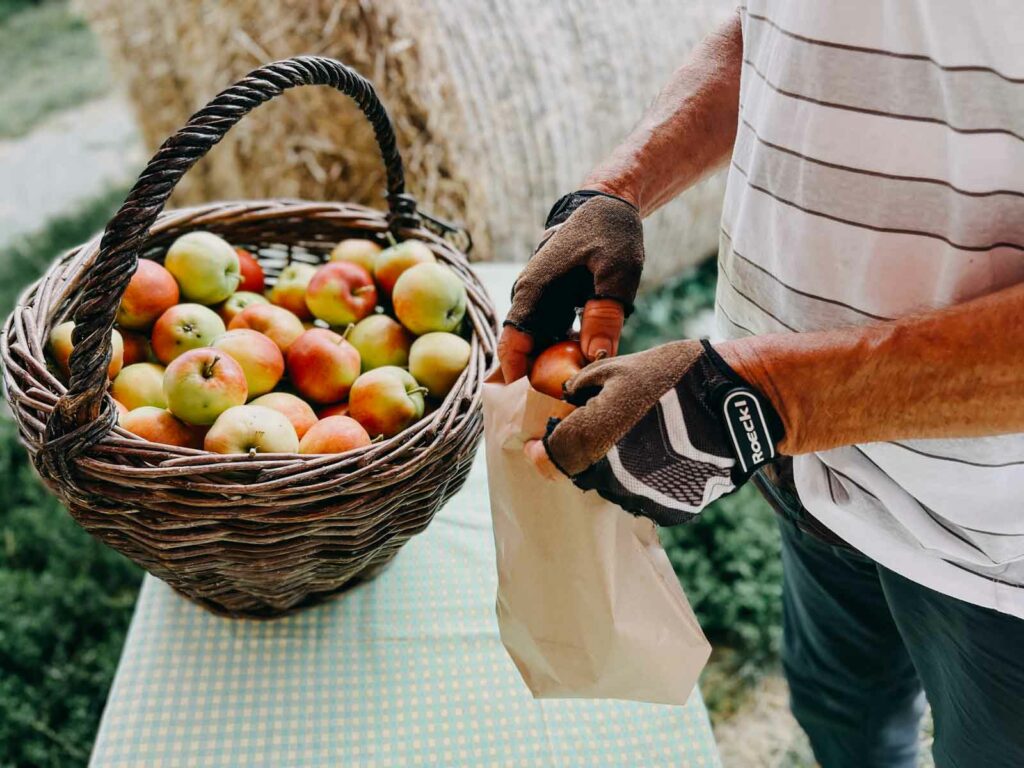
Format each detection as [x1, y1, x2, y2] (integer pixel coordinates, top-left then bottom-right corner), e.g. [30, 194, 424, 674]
[583, 12, 743, 216]
[719, 281, 1024, 455]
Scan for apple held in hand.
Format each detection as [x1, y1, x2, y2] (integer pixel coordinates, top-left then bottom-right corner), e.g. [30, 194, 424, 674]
[163, 348, 248, 426]
[299, 415, 371, 454]
[409, 332, 471, 399]
[287, 328, 361, 404]
[204, 404, 299, 454]
[347, 314, 413, 370]
[228, 303, 304, 353]
[349, 366, 427, 438]
[268, 263, 317, 321]
[116, 259, 180, 330]
[305, 261, 377, 326]
[529, 340, 586, 399]
[330, 238, 382, 274]
[218, 291, 269, 324]
[373, 240, 435, 298]
[165, 231, 241, 305]
[49, 322, 124, 380]
[235, 248, 265, 293]
[151, 303, 226, 364]
[211, 329, 284, 398]
[120, 406, 204, 448]
[249, 392, 318, 439]
[111, 362, 167, 410]
[392, 262, 467, 335]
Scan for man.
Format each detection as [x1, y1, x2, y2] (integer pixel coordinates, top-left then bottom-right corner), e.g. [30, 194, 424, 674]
[496, 3, 1024, 766]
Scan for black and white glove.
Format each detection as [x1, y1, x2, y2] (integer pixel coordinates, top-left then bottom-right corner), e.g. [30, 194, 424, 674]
[543, 339, 785, 526]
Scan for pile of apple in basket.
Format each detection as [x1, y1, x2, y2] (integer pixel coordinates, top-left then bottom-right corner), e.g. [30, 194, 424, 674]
[49, 233, 471, 454]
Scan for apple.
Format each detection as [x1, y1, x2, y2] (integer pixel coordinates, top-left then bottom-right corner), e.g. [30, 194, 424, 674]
[163, 348, 248, 426]
[113, 399, 129, 420]
[330, 238, 382, 274]
[217, 291, 269, 324]
[373, 241, 435, 297]
[347, 314, 413, 370]
[111, 362, 167, 410]
[268, 263, 317, 321]
[392, 262, 467, 335]
[228, 303, 304, 353]
[348, 366, 426, 438]
[119, 329, 152, 366]
[409, 332, 472, 399]
[318, 402, 349, 419]
[164, 231, 241, 305]
[49, 321, 123, 380]
[116, 259, 180, 329]
[299, 415, 371, 454]
[529, 340, 586, 399]
[304, 261, 377, 326]
[286, 328, 361, 404]
[204, 405, 299, 454]
[120, 406, 204, 448]
[249, 392, 318, 439]
[235, 248, 265, 293]
[151, 303, 226, 364]
[210, 329, 284, 398]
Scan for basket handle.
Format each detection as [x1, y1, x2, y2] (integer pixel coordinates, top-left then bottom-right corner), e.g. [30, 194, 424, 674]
[44, 56, 416, 461]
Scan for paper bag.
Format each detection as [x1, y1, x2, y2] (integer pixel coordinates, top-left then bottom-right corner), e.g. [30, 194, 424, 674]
[482, 374, 711, 705]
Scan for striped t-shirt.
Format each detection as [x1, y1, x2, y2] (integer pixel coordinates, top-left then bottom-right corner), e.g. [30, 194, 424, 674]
[717, 0, 1024, 617]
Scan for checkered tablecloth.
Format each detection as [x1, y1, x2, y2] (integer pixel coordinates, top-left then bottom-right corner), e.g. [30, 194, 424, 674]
[88, 265, 721, 768]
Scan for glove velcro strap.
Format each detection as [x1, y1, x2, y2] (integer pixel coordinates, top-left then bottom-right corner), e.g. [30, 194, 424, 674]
[545, 189, 639, 227]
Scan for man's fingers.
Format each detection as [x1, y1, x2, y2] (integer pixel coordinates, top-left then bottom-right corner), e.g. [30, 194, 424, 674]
[497, 325, 534, 383]
[562, 356, 618, 403]
[580, 299, 625, 361]
[524, 439, 562, 480]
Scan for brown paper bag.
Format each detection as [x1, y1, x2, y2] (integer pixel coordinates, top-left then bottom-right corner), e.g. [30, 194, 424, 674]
[482, 374, 711, 705]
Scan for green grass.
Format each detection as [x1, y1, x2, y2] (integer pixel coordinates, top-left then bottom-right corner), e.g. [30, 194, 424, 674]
[0, 1, 110, 138]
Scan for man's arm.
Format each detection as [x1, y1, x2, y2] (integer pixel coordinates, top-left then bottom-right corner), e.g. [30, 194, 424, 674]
[719, 280, 1024, 454]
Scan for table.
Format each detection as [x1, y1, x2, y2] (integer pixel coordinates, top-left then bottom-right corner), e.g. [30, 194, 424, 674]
[88, 264, 721, 768]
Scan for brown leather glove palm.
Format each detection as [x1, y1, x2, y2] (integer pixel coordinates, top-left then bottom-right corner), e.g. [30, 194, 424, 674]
[544, 339, 785, 526]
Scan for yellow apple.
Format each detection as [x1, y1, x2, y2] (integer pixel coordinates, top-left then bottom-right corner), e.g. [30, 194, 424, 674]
[268, 263, 317, 321]
[392, 262, 467, 335]
[217, 291, 269, 324]
[111, 362, 167, 410]
[151, 303, 226, 364]
[330, 238, 382, 274]
[348, 366, 427, 438]
[164, 231, 241, 305]
[347, 314, 413, 370]
[409, 332, 472, 399]
[204, 405, 299, 454]
[373, 241, 435, 297]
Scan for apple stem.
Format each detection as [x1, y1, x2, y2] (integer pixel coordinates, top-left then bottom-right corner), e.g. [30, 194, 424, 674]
[203, 355, 220, 379]
[410, 386, 430, 397]
[354, 286, 374, 296]
[371, 434, 385, 443]
[341, 323, 355, 339]
[385, 232, 398, 247]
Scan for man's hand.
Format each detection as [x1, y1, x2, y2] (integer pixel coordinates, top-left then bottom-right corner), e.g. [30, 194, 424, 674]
[530, 339, 785, 526]
[497, 190, 643, 383]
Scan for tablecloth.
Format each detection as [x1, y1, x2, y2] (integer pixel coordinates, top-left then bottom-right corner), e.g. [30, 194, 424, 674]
[88, 264, 721, 768]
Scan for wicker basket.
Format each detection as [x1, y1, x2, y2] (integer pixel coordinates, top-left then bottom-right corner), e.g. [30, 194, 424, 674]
[1, 57, 496, 618]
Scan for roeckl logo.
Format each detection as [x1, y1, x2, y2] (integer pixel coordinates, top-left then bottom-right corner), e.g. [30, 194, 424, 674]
[722, 389, 775, 474]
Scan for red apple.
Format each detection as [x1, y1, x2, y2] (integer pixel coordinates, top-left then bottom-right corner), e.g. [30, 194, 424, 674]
[228, 304, 304, 353]
[392, 262, 467, 335]
[235, 248, 265, 293]
[116, 259, 180, 330]
[120, 406, 204, 448]
[113, 399, 129, 420]
[304, 261, 377, 326]
[249, 392, 318, 439]
[373, 241, 435, 298]
[347, 314, 413, 370]
[163, 348, 248, 426]
[330, 238, 382, 274]
[49, 321, 123, 380]
[204, 404, 299, 454]
[286, 328, 361, 404]
[349, 366, 427, 438]
[529, 340, 585, 399]
[318, 402, 350, 419]
[151, 303, 226, 364]
[217, 291, 269, 324]
[211, 329, 284, 398]
[299, 415, 371, 454]
[111, 363, 167, 410]
[268, 263, 317, 321]
[119, 329, 152, 366]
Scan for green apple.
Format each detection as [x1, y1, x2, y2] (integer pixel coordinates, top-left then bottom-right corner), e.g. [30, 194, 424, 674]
[111, 362, 167, 410]
[392, 262, 467, 335]
[150, 303, 226, 364]
[204, 405, 300, 454]
[409, 332, 471, 399]
[348, 366, 427, 438]
[218, 291, 269, 324]
[347, 314, 413, 370]
[164, 231, 241, 305]
[163, 348, 248, 426]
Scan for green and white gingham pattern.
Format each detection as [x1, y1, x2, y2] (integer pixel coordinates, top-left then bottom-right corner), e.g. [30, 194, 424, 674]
[89, 266, 720, 767]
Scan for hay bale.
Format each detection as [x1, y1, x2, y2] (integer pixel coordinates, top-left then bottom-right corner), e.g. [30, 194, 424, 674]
[77, 0, 732, 285]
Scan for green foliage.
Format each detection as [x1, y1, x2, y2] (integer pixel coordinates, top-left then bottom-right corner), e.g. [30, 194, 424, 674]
[0, 2, 109, 137]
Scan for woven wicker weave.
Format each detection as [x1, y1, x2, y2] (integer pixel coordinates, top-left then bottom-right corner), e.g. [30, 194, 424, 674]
[1, 57, 496, 618]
